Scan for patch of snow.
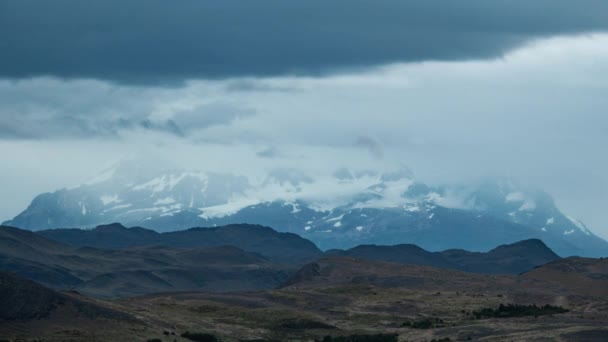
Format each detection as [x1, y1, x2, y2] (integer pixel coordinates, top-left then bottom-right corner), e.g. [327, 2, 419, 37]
[428, 213, 434, 219]
[283, 200, 301, 213]
[304, 226, 311, 231]
[132, 176, 168, 193]
[566, 216, 591, 235]
[126, 207, 165, 214]
[159, 203, 183, 213]
[100, 195, 120, 206]
[84, 166, 116, 186]
[564, 229, 575, 235]
[546, 217, 555, 225]
[404, 204, 420, 212]
[133, 172, 209, 193]
[326, 214, 345, 222]
[426, 191, 475, 210]
[105, 203, 132, 211]
[321, 211, 334, 220]
[518, 199, 536, 211]
[360, 214, 367, 218]
[356, 226, 364, 231]
[154, 197, 176, 205]
[248, 172, 380, 212]
[504, 191, 536, 211]
[199, 197, 259, 219]
[426, 192, 443, 203]
[541, 227, 547, 232]
[333, 221, 342, 228]
[505, 192, 525, 202]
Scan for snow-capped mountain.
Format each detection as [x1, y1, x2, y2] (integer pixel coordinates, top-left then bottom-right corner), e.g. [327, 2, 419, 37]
[4, 161, 607, 257]
[5, 160, 250, 230]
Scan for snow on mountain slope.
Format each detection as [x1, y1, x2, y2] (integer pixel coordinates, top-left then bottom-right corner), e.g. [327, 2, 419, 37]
[4, 162, 607, 257]
[4, 161, 250, 230]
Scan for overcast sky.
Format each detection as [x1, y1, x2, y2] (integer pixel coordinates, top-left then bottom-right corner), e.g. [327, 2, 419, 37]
[1, 1, 607, 238]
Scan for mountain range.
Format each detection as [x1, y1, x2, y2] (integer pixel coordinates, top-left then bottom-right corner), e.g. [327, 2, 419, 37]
[1, 223, 561, 297]
[0, 223, 320, 297]
[4, 160, 607, 257]
[328, 238, 560, 275]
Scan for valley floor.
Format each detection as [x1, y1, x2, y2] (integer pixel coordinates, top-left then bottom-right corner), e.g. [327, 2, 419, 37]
[2, 285, 608, 342]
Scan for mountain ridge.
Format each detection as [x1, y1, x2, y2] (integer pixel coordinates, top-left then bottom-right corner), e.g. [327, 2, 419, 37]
[4, 163, 607, 257]
[326, 238, 560, 274]
[0, 223, 313, 297]
[1, 223, 568, 298]
[38, 222, 322, 264]
[34, 223, 560, 275]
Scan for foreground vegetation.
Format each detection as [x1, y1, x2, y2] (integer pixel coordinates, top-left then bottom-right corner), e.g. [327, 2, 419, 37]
[473, 304, 569, 319]
[316, 334, 399, 342]
[181, 331, 219, 342]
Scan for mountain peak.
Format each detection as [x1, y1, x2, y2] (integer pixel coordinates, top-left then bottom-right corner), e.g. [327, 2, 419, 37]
[94, 223, 128, 232]
[487, 238, 560, 262]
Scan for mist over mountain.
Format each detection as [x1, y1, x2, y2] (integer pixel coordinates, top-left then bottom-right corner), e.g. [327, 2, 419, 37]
[5, 160, 607, 257]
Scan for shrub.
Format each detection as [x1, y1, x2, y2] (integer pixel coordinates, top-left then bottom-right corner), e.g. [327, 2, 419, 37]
[472, 304, 569, 319]
[278, 318, 336, 330]
[317, 334, 399, 342]
[402, 317, 444, 329]
[181, 331, 219, 342]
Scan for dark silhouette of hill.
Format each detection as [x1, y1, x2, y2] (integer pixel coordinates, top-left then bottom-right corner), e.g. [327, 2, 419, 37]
[0, 271, 131, 321]
[0, 225, 296, 297]
[327, 243, 455, 268]
[440, 239, 560, 274]
[38, 223, 322, 264]
[1, 224, 564, 298]
[326, 239, 560, 274]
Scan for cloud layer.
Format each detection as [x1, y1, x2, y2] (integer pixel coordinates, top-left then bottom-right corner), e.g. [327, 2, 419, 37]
[2, 0, 608, 83]
[1, 34, 607, 238]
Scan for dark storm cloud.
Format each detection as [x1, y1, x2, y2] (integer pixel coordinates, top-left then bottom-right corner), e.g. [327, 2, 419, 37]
[1, 0, 608, 84]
